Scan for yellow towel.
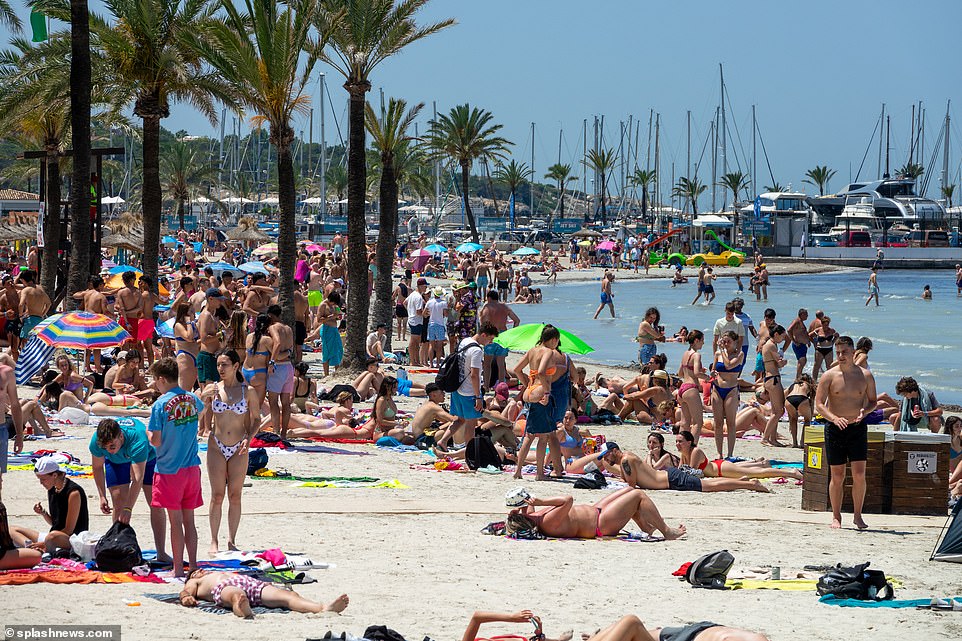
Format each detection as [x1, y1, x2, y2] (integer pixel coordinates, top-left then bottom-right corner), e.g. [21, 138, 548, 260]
[726, 577, 903, 591]
[297, 479, 409, 489]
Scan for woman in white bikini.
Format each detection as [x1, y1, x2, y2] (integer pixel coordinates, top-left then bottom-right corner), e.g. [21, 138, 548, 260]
[201, 350, 255, 555]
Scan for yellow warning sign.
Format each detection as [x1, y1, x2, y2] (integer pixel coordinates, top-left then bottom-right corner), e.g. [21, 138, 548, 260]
[808, 446, 822, 470]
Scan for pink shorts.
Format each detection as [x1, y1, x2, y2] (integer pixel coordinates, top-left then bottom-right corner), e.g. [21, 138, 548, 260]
[151, 466, 204, 510]
[136, 318, 156, 341]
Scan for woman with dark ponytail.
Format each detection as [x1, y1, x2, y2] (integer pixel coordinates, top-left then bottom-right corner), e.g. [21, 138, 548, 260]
[243, 314, 273, 416]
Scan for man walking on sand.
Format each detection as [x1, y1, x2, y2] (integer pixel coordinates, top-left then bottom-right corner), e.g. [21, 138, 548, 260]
[814, 335, 877, 530]
[865, 267, 880, 306]
[593, 272, 615, 319]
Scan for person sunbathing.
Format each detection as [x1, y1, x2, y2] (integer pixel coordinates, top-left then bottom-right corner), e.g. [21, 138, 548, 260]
[504, 487, 686, 541]
[675, 431, 803, 481]
[461, 611, 571, 641]
[268, 392, 358, 439]
[566, 443, 769, 493]
[178, 569, 348, 619]
[583, 615, 769, 641]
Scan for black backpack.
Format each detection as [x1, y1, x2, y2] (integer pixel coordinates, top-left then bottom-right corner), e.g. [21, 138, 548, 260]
[816, 562, 894, 601]
[465, 428, 502, 470]
[94, 521, 143, 572]
[685, 550, 734, 589]
[436, 342, 482, 393]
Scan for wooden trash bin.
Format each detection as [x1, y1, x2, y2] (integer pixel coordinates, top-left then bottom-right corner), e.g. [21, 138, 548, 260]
[802, 425, 888, 513]
[883, 432, 950, 516]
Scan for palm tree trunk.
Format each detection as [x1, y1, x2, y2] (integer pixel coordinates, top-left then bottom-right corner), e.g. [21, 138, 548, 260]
[141, 114, 162, 294]
[600, 176, 607, 224]
[461, 161, 479, 243]
[66, 0, 92, 310]
[559, 183, 566, 219]
[41, 153, 62, 297]
[273, 124, 297, 328]
[344, 81, 371, 370]
[373, 154, 398, 352]
[177, 198, 186, 230]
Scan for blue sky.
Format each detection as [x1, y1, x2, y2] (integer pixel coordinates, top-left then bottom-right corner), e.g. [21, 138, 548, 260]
[6, 0, 962, 202]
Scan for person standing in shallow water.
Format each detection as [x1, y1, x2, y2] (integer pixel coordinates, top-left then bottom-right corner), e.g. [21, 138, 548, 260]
[865, 267, 880, 306]
[593, 272, 615, 319]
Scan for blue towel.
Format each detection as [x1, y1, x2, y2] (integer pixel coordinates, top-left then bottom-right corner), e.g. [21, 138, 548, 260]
[819, 595, 962, 608]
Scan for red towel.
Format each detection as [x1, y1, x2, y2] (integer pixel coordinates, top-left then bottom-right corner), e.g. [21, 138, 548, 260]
[672, 562, 692, 577]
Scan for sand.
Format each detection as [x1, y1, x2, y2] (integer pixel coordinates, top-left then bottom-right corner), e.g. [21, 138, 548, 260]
[3, 346, 958, 641]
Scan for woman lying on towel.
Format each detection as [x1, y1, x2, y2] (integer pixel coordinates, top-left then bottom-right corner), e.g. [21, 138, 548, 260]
[179, 568, 348, 619]
[260, 390, 374, 440]
[504, 487, 686, 541]
[461, 611, 768, 641]
[675, 431, 803, 481]
[41, 381, 152, 417]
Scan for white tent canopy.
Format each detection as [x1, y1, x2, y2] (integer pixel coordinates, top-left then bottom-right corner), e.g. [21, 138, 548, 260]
[692, 214, 733, 227]
[102, 195, 125, 205]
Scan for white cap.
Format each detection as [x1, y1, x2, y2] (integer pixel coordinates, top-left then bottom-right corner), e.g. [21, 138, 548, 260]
[34, 456, 63, 475]
[505, 486, 531, 508]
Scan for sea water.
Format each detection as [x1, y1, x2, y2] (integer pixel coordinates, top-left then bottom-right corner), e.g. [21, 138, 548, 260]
[513, 268, 962, 405]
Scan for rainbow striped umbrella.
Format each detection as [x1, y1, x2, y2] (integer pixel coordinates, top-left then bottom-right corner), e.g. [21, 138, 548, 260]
[36, 312, 130, 349]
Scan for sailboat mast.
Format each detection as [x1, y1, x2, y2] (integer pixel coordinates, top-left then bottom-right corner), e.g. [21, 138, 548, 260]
[557, 128, 562, 165]
[909, 103, 916, 165]
[582, 119, 587, 215]
[433, 101, 440, 218]
[720, 63, 727, 182]
[885, 115, 891, 178]
[646, 109, 653, 171]
[711, 108, 718, 212]
[942, 101, 951, 196]
[686, 110, 691, 180]
[320, 73, 327, 217]
[654, 113, 660, 225]
[877, 104, 885, 179]
[752, 105, 757, 193]
[530, 122, 535, 220]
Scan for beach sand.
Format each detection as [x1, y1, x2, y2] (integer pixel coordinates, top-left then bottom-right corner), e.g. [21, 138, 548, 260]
[3, 351, 958, 641]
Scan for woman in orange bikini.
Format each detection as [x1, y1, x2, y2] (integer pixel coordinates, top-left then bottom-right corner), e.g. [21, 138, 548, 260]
[503, 487, 686, 541]
[676, 330, 709, 440]
[674, 430, 802, 481]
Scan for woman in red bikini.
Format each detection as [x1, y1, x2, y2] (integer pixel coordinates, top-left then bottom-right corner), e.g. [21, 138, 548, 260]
[504, 487, 686, 541]
[676, 330, 709, 441]
[674, 431, 803, 481]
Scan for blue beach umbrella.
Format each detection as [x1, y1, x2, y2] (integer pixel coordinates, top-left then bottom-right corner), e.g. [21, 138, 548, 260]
[237, 261, 269, 273]
[512, 247, 540, 256]
[108, 265, 141, 275]
[162, 235, 178, 244]
[425, 243, 447, 253]
[456, 242, 484, 253]
[156, 318, 176, 339]
[206, 261, 242, 276]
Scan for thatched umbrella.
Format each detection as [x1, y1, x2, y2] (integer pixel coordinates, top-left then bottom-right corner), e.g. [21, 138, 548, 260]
[226, 215, 270, 243]
[102, 231, 145, 252]
[0, 223, 37, 242]
[571, 228, 603, 238]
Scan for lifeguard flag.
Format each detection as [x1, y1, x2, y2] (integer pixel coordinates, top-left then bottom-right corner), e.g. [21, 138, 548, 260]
[30, 12, 48, 43]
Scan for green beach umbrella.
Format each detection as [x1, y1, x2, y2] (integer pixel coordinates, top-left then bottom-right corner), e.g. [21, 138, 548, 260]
[494, 323, 595, 355]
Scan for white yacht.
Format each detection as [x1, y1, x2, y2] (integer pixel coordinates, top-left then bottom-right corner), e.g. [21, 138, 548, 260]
[738, 191, 812, 220]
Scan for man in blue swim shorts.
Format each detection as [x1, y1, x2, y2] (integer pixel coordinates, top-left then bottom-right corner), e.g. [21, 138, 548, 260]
[785, 308, 811, 380]
[592, 272, 615, 319]
[89, 418, 170, 562]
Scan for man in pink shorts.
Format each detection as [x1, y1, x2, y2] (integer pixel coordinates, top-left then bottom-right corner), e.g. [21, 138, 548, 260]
[147, 358, 204, 577]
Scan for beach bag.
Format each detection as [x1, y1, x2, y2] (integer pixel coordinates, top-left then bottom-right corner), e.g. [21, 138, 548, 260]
[685, 550, 734, 589]
[247, 448, 269, 475]
[465, 429, 502, 470]
[94, 521, 143, 572]
[69, 530, 101, 562]
[319, 384, 361, 403]
[816, 562, 894, 601]
[363, 626, 407, 641]
[573, 469, 608, 490]
[436, 342, 481, 393]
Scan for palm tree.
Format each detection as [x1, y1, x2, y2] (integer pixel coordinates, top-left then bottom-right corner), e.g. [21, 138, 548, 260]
[325, 163, 348, 213]
[764, 182, 784, 192]
[942, 184, 956, 208]
[718, 170, 751, 233]
[161, 139, 218, 230]
[672, 176, 708, 216]
[544, 163, 576, 231]
[629, 168, 656, 223]
[0, 2, 21, 30]
[200, 0, 324, 327]
[426, 103, 511, 242]
[99, 0, 233, 292]
[802, 165, 837, 196]
[320, 0, 454, 368]
[0, 30, 125, 297]
[69, 0, 93, 308]
[896, 162, 925, 180]
[495, 160, 532, 227]
[366, 97, 422, 346]
[583, 148, 617, 224]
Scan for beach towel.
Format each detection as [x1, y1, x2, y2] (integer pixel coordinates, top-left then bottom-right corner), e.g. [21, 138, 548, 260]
[145, 592, 289, 616]
[819, 595, 961, 609]
[252, 475, 378, 483]
[290, 444, 369, 456]
[729, 577, 903, 591]
[7, 463, 92, 478]
[296, 479, 409, 489]
[306, 436, 376, 444]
